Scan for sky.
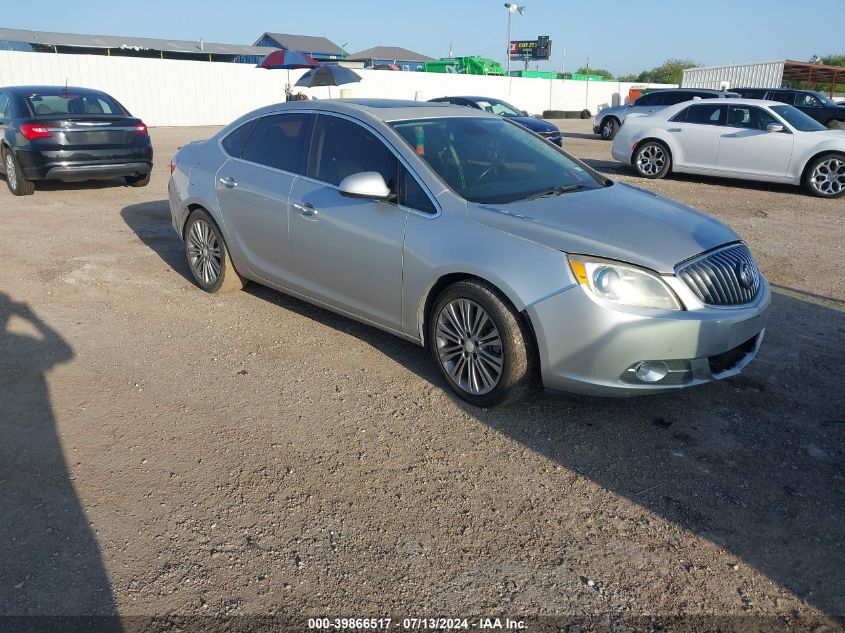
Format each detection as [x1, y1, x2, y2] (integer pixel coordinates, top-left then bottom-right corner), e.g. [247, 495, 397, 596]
[3, 0, 842, 76]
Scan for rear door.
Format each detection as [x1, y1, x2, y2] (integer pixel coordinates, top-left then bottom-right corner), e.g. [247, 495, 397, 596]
[666, 102, 727, 169]
[215, 113, 314, 284]
[0, 91, 10, 155]
[716, 105, 794, 177]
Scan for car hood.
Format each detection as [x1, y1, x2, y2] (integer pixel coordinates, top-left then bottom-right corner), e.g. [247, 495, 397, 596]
[509, 116, 559, 133]
[597, 104, 628, 119]
[467, 182, 740, 273]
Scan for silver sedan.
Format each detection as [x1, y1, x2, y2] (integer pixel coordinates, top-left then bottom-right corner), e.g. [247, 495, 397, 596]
[168, 99, 770, 407]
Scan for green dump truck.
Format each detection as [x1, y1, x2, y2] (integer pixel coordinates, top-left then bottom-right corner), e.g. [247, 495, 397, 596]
[422, 56, 505, 76]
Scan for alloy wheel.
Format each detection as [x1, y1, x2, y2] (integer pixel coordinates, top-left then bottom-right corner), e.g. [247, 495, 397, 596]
[5, 153, 17, 190]
[637, 144, 666, 176]
[187, 219, 222, 285]
[602, 120, 615, 138]
[435, 298, 504, 396]
[810, 157, 845, 196]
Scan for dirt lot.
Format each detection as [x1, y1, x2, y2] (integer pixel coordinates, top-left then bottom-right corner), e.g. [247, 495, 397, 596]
[1, 119, 843, 631]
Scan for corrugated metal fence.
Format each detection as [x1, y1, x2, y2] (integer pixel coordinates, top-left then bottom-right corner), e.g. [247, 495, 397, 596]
[682, 61, 785, 90]
[1, 50, 673, 126]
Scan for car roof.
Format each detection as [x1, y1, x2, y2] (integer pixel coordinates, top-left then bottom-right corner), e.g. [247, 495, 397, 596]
[2, 85, 110, 95]
[657, 98, 786, 114]
[243, 98, 500, 124]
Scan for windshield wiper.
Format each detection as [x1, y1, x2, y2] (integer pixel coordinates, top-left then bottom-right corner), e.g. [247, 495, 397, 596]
[526, 184, 588, 200]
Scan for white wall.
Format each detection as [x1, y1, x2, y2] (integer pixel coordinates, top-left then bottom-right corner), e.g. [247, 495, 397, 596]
[0, 50, 673, 126]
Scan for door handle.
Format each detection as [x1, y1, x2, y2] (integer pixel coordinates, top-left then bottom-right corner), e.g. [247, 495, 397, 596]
[667, 128, 682, 133]
[218, 176, 238, 188]
[293, 202, 318, 218]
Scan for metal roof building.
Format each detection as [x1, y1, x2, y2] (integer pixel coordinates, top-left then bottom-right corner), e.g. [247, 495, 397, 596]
[0, 27, 277, 63]
[346, 46, 433, 71]
[683, 60, 844, 95]
[253, 33, 344, 61]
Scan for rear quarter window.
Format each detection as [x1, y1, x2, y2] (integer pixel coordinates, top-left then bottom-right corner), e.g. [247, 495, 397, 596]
[221, 119, 258, 158]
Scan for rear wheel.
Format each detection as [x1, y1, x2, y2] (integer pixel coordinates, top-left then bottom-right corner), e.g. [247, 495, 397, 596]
[804, 153, 845, 199]
[184, 209, 246, 293]
[126, 172, 151, 187]
[3, 148, 35, 196]
[429, 280, 537, 408]
[600, 117, 619, 140]
[633, 141, 671, 179]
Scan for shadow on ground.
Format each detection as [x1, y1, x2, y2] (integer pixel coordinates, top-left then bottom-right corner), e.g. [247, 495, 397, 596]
[0, 293, 120, 626]
[123, 199, 845, 621]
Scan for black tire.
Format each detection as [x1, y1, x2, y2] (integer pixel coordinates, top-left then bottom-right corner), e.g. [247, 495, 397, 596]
[126, 172, 151, 187]
[183, 209, 246, 293]
[803, 152, 845, 199]
[428, 279, 537, 408]
[2, 148, 35, 196]
[633, 140, 672, 179]
[580, 108, 592, 119]
[599, 117, 619, 140]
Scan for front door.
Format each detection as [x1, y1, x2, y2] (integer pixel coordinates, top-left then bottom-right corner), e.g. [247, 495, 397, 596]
[717, 105, 794, 178]
[288, 114, 407, 331]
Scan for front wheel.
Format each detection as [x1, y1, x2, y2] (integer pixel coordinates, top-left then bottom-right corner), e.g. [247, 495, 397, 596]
[429, 280, 537, 408]
[3, 148, 35, 196]
[599, 117, 619, 140]
[183, 209, 246, 293]
[804, 153, 845, 199]
[633, 141, 671, 179]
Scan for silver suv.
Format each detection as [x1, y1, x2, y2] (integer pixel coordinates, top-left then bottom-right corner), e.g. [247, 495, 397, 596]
[594, 88, 739, 140]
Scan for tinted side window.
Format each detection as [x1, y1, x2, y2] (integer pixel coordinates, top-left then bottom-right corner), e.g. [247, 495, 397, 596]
[399, 165, 436, 214]
[242, 113, 313, 174]
[309, 115, 398, 188]
[795, 93, 822, 108]
[0, 92, 9, 119]
[727, 105, 779, 130]
[661, 91, 693, 106]
[635, 92, 662, 106]
[221, 119, 257, 158]
[686, 104, 726, 125]
[768, 91, 796, 105]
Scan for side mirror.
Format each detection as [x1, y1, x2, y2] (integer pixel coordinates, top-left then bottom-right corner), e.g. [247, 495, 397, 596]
[338, 171, 393, 201]
[766, 123, 784, 133]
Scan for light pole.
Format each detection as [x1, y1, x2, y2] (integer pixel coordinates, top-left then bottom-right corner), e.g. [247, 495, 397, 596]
[504, 3, 526, 76]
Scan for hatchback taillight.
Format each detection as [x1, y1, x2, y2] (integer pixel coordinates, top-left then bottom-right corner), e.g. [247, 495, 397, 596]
[134, 123, 148, 135]
[20, 124, 52, 140]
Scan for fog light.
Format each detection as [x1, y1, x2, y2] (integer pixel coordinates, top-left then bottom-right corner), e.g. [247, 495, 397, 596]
[635, 361, 669, 383]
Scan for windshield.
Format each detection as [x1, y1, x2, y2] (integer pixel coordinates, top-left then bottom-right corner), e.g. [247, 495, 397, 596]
[23, 90, 126, 116]
[391, 117, 604, 204]
[771, 105, 828, 132]
[471, 99, 523, 117]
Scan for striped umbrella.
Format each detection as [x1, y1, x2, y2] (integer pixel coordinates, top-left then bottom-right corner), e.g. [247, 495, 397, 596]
[257, 50, 319, 70]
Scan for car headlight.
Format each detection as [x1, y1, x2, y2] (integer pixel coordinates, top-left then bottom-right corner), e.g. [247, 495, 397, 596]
[567, 255, 683, 311]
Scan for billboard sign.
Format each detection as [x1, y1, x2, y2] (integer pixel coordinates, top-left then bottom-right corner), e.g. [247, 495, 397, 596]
[509, 36, 551, 61]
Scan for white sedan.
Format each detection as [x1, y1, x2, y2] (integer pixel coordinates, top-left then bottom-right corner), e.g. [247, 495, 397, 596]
[612, 98, 845, 198]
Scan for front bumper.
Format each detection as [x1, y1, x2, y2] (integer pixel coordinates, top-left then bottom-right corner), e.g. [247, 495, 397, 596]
[526, 279, 772, 396]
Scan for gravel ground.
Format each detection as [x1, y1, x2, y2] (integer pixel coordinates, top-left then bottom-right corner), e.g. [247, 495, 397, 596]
[1, 119, 843, 632]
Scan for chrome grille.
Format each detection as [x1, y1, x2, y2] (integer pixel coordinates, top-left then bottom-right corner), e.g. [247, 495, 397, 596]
[677, 244, 761, 306]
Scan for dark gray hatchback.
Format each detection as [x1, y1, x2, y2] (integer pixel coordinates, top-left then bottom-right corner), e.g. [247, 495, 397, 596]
[0, 85, 153, 195]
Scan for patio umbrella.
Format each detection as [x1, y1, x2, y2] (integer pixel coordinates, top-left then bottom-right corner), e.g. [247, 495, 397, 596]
[256, 50, 319, 100]
[294, 65, 362, 98]
[256, 50, 319, 70]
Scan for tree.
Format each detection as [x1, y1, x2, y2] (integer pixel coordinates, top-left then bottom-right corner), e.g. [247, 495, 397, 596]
[820, 54, 845, 67]
[575, 66, 614, 80]
[635, 59, 700, 85]
[617, 73, 639, 82]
